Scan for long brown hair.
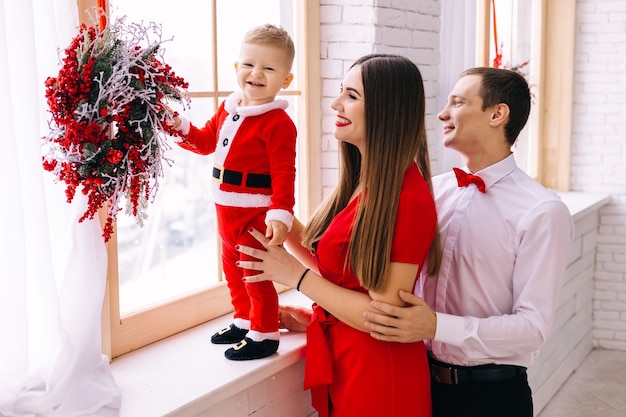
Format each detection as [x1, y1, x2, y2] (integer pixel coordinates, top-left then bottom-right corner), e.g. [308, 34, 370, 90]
[302, 54, 441, 292]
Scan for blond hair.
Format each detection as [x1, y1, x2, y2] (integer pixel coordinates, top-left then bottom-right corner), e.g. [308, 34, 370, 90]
[242, 23, 295, 68]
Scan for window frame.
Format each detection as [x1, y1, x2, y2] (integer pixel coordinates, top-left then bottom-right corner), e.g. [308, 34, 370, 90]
[476, 0, 574, 191]
[75, 0, 321, 359]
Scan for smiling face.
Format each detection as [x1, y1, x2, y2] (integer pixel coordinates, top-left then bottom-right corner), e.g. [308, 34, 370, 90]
[330, 65, 366, 153]
[437, 74, 494, 157]
[235, 42, 293, 106]
[438, 73, 517, 171]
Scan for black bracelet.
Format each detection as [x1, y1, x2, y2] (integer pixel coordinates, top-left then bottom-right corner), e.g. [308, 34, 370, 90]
[296, 268, 310, 292]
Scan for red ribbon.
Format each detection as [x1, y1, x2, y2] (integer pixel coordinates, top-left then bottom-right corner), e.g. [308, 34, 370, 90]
[304, 305, 335, 417]
[98, 0, 107, 30]
[491, 0, 502, 68]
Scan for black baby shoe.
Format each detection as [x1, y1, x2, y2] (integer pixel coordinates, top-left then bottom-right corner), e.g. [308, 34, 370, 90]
[224, 337, 279, 361]
[210, 323, 248, 344]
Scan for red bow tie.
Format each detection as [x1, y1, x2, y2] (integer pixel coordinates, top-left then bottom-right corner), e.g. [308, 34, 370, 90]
[453, 168, 486, 193]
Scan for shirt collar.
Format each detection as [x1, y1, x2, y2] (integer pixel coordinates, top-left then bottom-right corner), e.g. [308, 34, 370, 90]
[464, 154, 517, 192]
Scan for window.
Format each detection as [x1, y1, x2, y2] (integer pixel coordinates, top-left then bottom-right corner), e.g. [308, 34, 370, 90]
[75, 0, 321, 359]
[476, 0, 574, 190]
[484, 0, 536, 177]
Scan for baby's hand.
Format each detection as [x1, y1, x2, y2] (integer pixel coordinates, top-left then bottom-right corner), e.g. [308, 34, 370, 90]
[164, 105, 181, 129]
[266, 220, 287, 246]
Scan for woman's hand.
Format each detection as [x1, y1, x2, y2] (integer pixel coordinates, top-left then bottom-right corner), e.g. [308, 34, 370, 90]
[241, 228, 389, 334]
[238, 227, 307, 288]
[278, 305, 312, 332]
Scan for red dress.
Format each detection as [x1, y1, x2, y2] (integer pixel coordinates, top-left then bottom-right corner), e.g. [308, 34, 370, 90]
[304, 164, 436, 417]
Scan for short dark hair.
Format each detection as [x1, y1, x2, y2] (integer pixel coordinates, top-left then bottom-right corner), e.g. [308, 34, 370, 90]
[461, 67, 531, 146]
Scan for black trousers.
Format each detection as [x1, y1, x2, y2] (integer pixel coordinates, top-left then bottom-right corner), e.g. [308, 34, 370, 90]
[431, 371, 533, 417]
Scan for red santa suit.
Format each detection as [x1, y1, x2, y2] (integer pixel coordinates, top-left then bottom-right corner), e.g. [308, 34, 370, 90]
[176, 91, 296, 342]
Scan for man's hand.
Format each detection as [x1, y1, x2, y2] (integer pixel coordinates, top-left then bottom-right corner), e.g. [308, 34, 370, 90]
[363, 290, 437, 343]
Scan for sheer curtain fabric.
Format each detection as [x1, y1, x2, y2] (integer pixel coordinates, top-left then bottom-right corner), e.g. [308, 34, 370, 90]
[436, 0, 477, 174]
[0, 0, 121, 415]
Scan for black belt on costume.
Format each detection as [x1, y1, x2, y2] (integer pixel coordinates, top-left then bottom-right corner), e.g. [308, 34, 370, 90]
[428, 353, 526, 385]
[212, 166, 271, 188]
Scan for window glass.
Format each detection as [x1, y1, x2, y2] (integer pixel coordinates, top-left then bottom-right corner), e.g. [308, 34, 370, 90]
[116, 98, 217, 314]
[115, 2, 215, 91]
[111, 2, 300, 315]
[216, 0, 297, 92]
[488, 0, 536, 176]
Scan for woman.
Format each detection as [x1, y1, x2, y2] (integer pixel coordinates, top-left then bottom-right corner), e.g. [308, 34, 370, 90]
[238, 54, 441, 417]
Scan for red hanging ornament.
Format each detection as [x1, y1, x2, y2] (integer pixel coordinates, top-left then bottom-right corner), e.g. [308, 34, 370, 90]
[98, 0, 107, 30]
[491, 0, 503, 68]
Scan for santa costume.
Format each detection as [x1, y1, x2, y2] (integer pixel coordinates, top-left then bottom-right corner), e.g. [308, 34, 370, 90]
[175, 91, 296, 360]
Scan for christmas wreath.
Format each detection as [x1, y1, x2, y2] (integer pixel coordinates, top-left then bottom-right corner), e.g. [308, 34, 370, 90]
[42, 16, 189, 242]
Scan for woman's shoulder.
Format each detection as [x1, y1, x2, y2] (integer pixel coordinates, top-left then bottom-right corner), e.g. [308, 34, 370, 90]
[401, 163, 431, 195]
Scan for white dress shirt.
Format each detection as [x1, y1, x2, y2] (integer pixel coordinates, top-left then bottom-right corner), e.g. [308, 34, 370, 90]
[419, 154, 574, 368]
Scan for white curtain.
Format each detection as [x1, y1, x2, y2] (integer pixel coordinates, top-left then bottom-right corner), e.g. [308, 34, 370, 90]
[436, 0, 478, 174]
[0, 1, 121, 416]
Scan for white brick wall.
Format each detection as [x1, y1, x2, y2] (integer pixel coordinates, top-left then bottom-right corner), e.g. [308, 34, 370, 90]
[319, 0, 441, 198]
[529, 206, 602, 415]
[571, 0, 626, 351]
[317, 0, 626, 358]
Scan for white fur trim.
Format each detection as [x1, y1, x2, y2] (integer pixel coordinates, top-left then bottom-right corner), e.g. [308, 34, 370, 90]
[224, 92, 240, 113]
[233, 318, 250, 330]
[225, 91, 288, 116]
[178, 117, 191, 135]
[265, 209, 294, 231]
[215, 91, 289, 165]
[213, 109, 243, 165]
[247, 330, 280, 342]
[211, 182, 272, 207]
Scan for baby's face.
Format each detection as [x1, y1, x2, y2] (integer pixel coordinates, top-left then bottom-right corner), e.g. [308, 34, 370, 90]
[235, 42, 293, 106]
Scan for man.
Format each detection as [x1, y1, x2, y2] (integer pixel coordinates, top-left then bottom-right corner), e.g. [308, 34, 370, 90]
[363, 67, 574, 417]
